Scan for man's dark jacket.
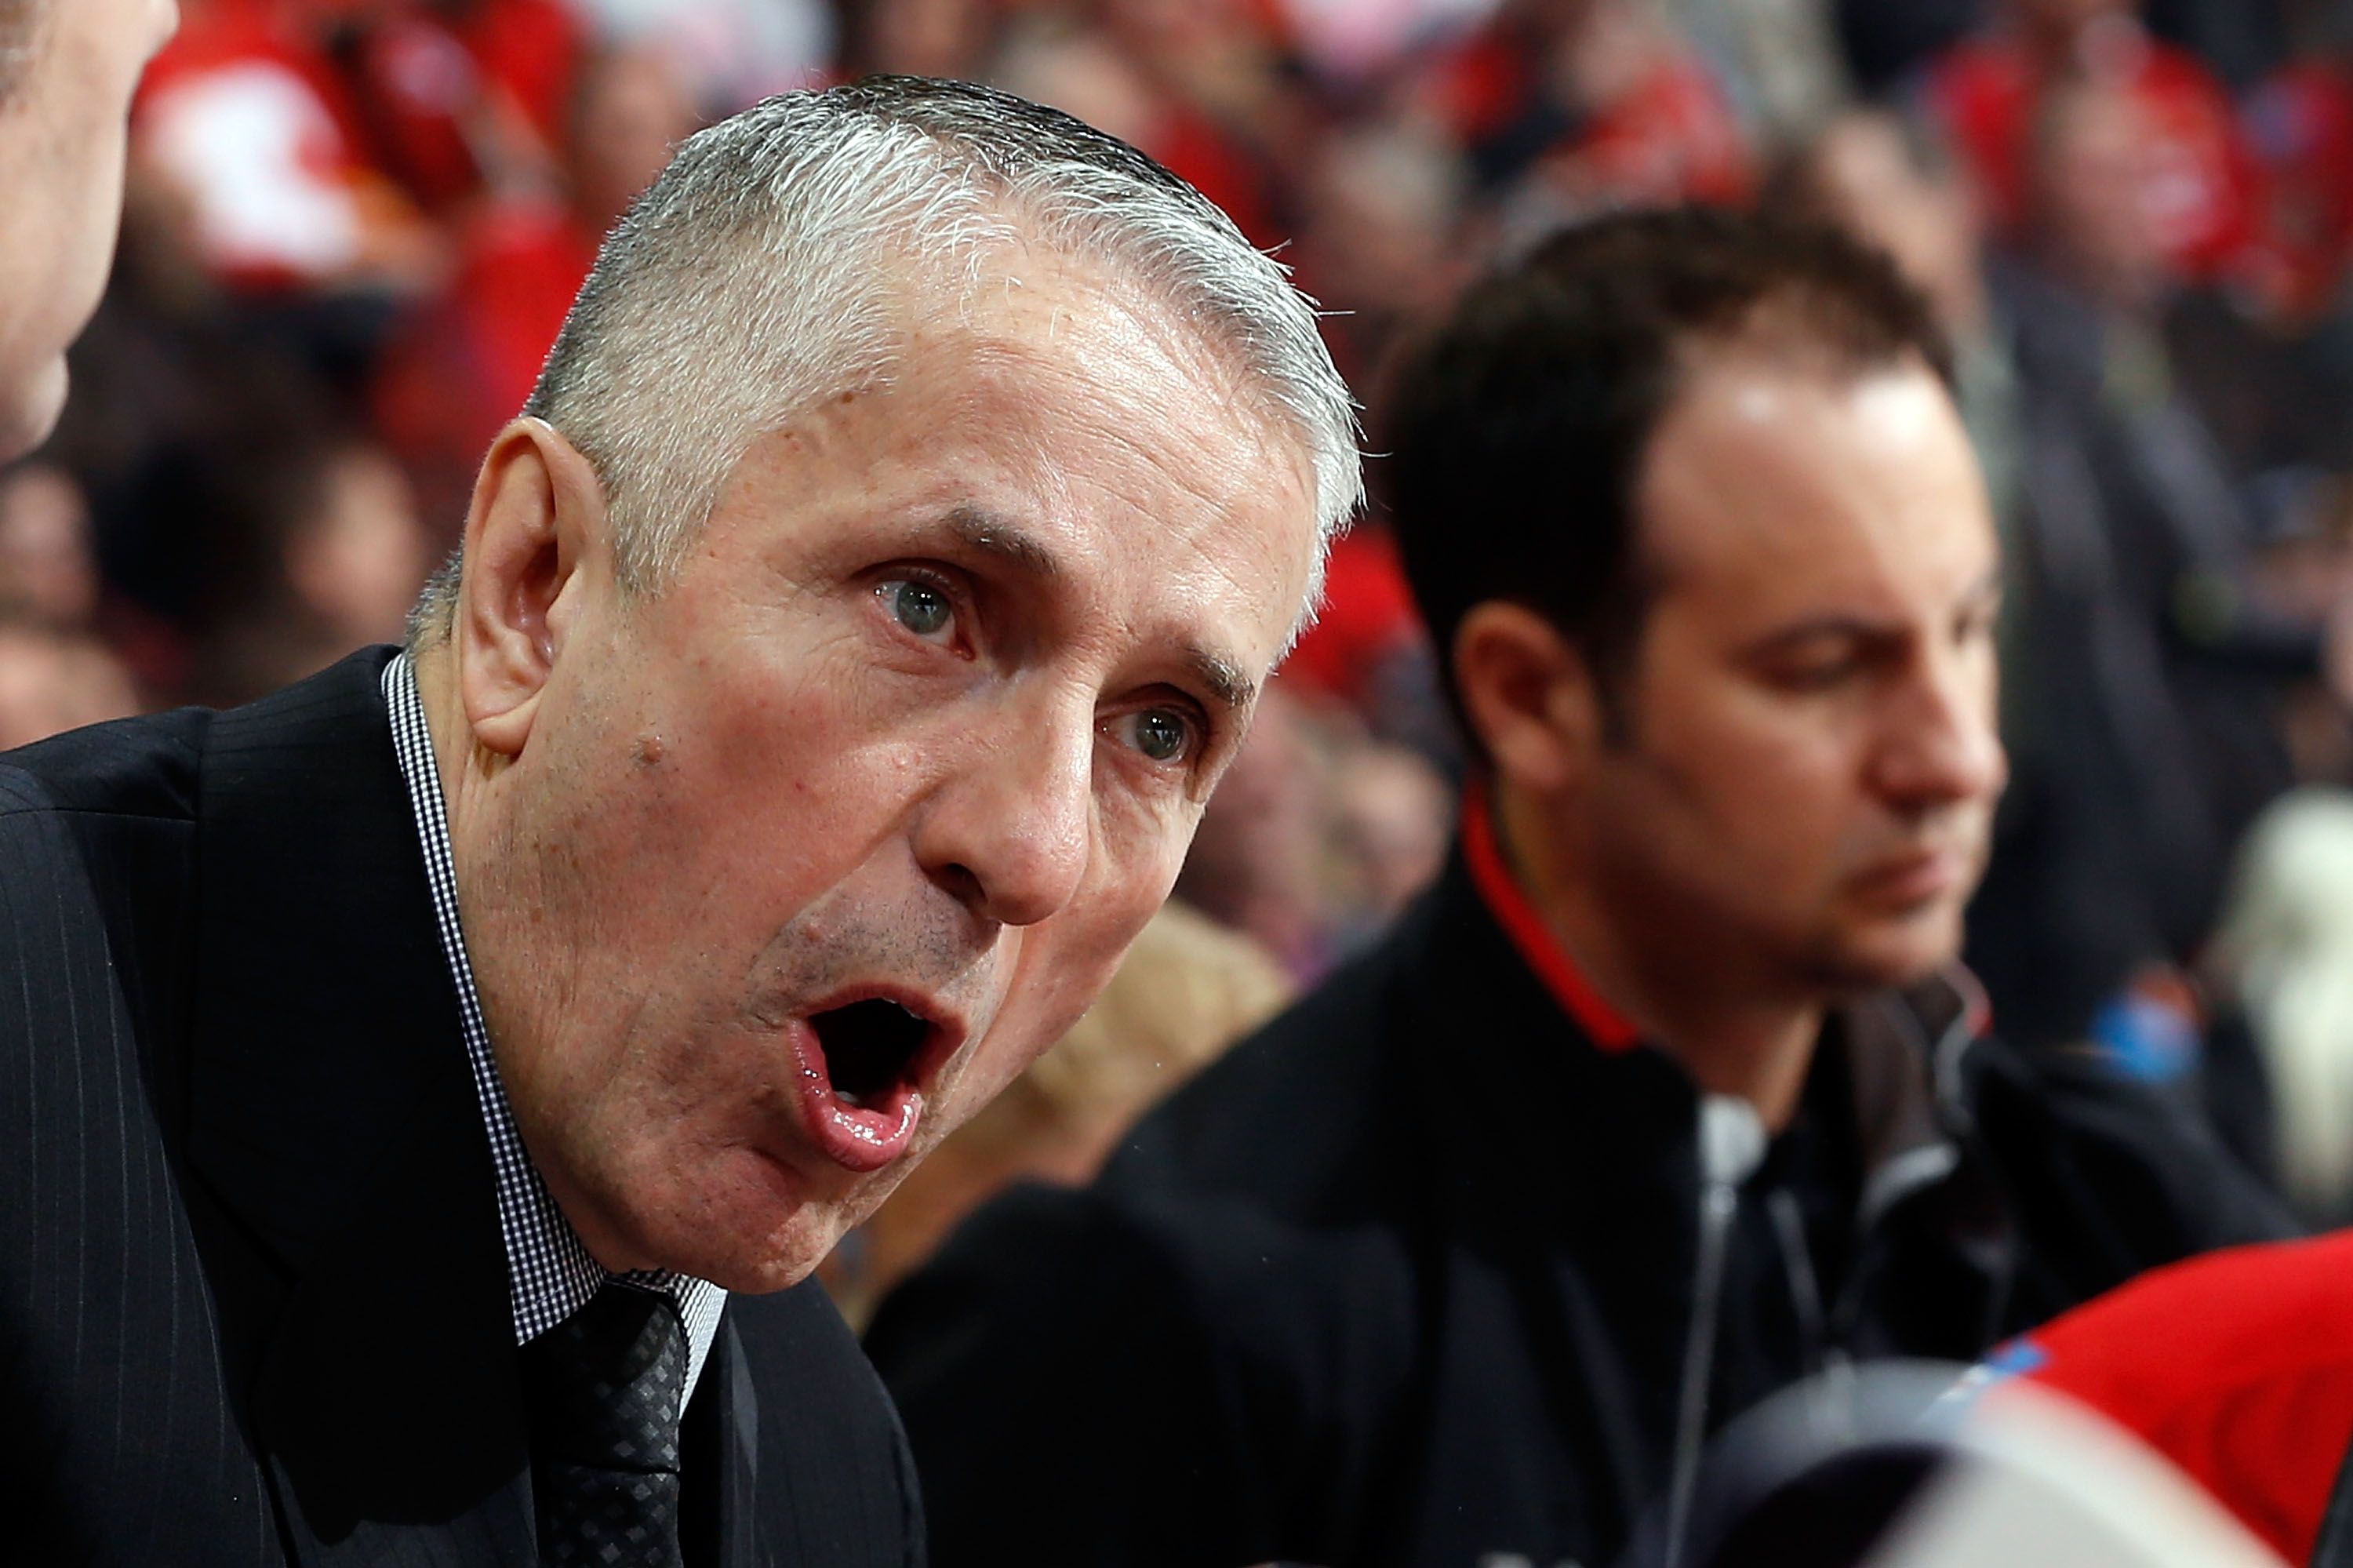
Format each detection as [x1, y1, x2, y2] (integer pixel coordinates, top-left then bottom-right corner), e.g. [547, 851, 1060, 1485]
[867, 828, 2293, 1568]
[1, 649, 923, 1567]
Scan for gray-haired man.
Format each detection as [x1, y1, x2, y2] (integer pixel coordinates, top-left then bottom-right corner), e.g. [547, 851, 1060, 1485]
[0, 75, 1358, 1566]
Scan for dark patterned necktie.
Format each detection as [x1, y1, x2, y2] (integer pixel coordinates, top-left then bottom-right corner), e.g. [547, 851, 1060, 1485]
[520, 1281, 688, 1568]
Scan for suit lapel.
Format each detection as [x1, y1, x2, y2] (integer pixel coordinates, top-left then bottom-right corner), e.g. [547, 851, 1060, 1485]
[181, 649, 535, 1567]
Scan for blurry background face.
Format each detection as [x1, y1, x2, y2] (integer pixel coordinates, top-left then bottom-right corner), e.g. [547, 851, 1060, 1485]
[1788, 113, 1984, 339]
[282, 444, 434, 644]
[2030, 80, 2169, 307]
[1580, 350, 2006, 998]
[0, 461, 100, 624]
[0, 0, 176, 461]
[566, 44, 698, 232]
[0, 619, 137, 748]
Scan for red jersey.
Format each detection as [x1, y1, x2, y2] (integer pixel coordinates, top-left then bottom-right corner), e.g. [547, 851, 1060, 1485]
[1999, 1231, 2353, 1566]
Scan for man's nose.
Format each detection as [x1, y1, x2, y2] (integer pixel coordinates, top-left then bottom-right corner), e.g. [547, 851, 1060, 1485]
[912, 702, 1094, 929]
[1875, 658, 2008, 811]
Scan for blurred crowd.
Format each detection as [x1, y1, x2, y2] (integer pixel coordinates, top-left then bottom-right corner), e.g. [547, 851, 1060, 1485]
[18, 0, 2353, 1246]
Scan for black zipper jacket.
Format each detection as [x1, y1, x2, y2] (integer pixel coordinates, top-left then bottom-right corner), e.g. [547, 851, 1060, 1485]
[867, 843, 2293, 1568]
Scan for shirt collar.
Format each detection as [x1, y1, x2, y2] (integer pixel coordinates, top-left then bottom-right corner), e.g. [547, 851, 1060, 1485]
[380, 652, 726, 1395]
[1459, 782, 1644, 1052]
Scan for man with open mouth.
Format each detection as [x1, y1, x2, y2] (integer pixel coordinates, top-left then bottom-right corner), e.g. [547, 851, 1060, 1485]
[0, 74, 1358, 1565]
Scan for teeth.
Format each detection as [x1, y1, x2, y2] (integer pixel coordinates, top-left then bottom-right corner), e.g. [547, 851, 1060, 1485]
[836, 1087, 868, 1110]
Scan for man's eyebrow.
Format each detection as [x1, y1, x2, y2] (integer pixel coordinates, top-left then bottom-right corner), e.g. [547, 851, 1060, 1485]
[1188, 649, 1257, 715]
[1740, 615, 1897, 659]
[946, 505, 1064, 580]
[1742, 569, 2009, 658]
[940, 504, 1257, 715]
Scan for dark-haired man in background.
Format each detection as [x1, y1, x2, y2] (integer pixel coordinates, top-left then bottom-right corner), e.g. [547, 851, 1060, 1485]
[866, 208, 2291, 1568]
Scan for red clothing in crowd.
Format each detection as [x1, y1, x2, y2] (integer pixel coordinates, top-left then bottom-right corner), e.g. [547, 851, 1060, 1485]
[135, 0, 387, 290]
[1423, 20, 1751, 207]
[1998, 1231, 2353, 1565]
[1281, 527, 1426, 711]
[1925, 26, 2260, 285]
[373, 198, 597, 486]
[2243, 60, 2353, 318]
[1558, 50, 1750, 208]
[344, 0, 584, 213]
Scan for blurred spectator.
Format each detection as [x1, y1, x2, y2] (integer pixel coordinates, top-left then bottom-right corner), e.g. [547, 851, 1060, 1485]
[194, 431, 433, 704]
[0, 462, 102, 627]
[987, 6, 1286, 249]
[2212, 789, 2353, 1219]
[1964, 73, 2317, 1064]
[1280, 526, 1438, 720]
[336, 0, 586, 216]
[1421, 0, 1752, 217]
[573, 0, 831, 112]
[0, 0, 180, 467]
[1324, 737, 1452, 934]
[1922, 0, 2260, 288]
[134, 0, 438, 296]
[1173, 680, 1330, 978]
[1176, 675, 1457, 977]
[2242, 20, 2353, 319]
[373, 38, 698, 511]
[838, 0, 991, 82]
[824, 899, 1293, 1327]
[0, 612, 140, 750]
[1662, 0, 1851, 144]
[1769, 107, 2023, 533]
[1290, 118, 1471, 384]
[1272, 0, 1493, 87]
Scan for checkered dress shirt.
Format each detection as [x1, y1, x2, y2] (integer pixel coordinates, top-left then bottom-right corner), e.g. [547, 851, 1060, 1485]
[384, 653, 726, 1395]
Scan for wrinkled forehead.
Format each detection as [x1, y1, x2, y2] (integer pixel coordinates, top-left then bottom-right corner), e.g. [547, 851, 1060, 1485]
[733, 256, 1323, 670]
[892, 229, 1289, 448]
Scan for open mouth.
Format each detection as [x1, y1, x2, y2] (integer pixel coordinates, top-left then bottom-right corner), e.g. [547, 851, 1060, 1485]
[808, 997, 934, 1110]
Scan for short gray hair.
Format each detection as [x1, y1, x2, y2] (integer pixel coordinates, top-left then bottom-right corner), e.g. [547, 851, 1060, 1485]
[412, 74, 1359, 644]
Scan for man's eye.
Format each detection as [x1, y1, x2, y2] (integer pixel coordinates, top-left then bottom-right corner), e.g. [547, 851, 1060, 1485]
[878, 579, 955, 641]
[1115, 708, 1196, 765]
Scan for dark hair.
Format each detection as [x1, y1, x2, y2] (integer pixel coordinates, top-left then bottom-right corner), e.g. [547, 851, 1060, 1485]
[1378, 206, 1955, 739]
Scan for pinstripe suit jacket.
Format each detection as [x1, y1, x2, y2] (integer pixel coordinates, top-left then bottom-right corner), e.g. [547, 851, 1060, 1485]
[0, 648, 924, 1568]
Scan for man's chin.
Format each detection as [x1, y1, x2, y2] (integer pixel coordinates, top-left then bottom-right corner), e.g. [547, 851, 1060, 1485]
[621, 1149, 882, 1294]
[635, 1202, 847, 1294]
[1806, 904, 1968, 995]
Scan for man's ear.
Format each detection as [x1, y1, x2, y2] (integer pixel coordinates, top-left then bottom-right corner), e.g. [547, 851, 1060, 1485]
[453, 417, 606, 758]
[1453, 602, 1604, 793]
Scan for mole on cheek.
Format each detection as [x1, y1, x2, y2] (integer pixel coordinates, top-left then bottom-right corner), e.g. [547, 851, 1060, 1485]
[633, 733, 667, 766]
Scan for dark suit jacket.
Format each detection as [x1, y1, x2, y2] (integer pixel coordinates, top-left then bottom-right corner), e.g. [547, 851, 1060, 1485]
[1, 648, 923, 1567]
